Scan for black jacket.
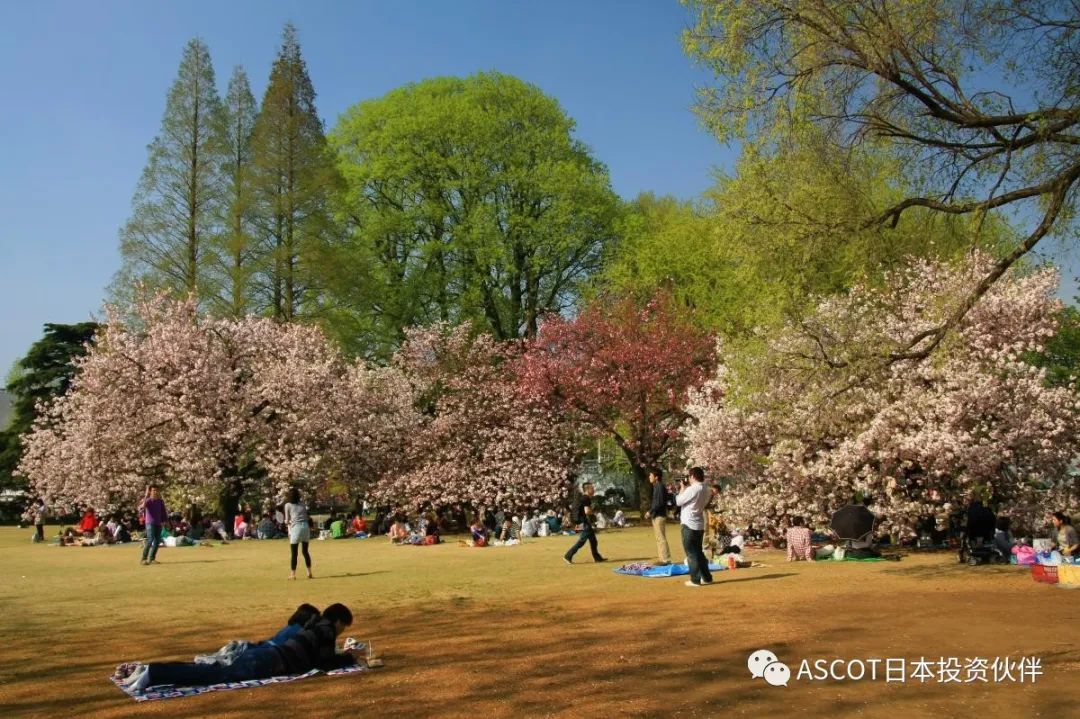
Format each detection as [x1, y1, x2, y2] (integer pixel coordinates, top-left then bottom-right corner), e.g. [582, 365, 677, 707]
[649, 481, 668, 518]
[274, 618, 356, 674]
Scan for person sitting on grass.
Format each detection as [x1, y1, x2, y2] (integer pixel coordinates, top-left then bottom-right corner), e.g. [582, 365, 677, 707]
[257, 513, 277, 540]
[234, 514, 250, 540]
[611, 509, 627, 528]
[351, 513, 368, 537]
[424, 515, 440, 544]
[206, 518, 230, 542]
[81, 522, 112, 546]
[123, 604, 359, 693]
[785, 516, 814, 562]
[330, 515, 351, 539]
[521, 513, 539, 538]
[78, 508, 99, 536]
[719, 528, 744, 556]
[495, 518, 515, 543]
[993, 516, 1016, 557]
[170, 514, 189, 539]
[194, 603, 321, 665]
[1051, 511, 1079, 558]
[467, 518, 489, 547]
[388, 515, 409, 544]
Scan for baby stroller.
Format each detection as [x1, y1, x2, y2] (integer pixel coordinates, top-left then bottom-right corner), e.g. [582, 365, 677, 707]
[957, 535, 1005, 565]
[958, 501, 1003, 565]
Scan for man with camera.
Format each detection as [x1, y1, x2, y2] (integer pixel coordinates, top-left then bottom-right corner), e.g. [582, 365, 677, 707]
[676, 467, 713, 587]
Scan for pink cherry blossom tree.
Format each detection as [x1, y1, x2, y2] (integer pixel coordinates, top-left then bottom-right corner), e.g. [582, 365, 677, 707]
[18, 295, 415, 519]
[372, 323, 579, 512]
[685, 253, 1080, 536]
[519, 293, 716, 509]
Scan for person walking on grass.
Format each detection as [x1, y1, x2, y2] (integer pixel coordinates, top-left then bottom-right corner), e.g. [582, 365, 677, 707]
[677, 467, 713, 587]
[285, 487, 313, 580]
[644, 468, 671, 566]
[563, 482, 606, 565]
[139, 485, 167, 565]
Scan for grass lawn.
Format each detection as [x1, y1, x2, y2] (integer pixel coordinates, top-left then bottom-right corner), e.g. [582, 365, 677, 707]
[0, 525, 1077, 718]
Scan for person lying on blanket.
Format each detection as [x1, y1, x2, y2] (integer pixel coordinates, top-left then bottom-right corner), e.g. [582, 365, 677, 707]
[194, 603, 321, 665]
[121, 603, 359, 693]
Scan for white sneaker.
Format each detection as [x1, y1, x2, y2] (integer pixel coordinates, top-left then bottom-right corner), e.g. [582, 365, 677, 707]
[122, 665, 150, 693]
[684, 580, 701, 588]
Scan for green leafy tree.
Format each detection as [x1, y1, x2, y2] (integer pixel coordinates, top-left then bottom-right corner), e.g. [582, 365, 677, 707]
[113, 38, 225, 306]
[603, 131, 1002, 337]
[0, 323, 99, 493]
[683, 0, 1080, 359]
[329, 72, 621, 357]
[210, 66, 260, 317]
[249, 23, 342, 321]
[1029, 302, 1080, 391]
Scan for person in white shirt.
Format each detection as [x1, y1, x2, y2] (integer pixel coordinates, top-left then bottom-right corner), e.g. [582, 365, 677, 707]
[721, 529, 745, 555]
[521, 514, 539, 538]
[676, 467, 714, 587]
[612, 509, 626, 528]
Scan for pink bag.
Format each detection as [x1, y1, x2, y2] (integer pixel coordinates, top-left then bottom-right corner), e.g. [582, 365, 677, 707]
[1012, 545, 1036, 565]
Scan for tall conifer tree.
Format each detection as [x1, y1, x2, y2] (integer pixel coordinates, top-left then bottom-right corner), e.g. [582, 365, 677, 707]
[114, 38, 224, 306]
[249, 24, 341, 321]
[212, 66, 259, 317]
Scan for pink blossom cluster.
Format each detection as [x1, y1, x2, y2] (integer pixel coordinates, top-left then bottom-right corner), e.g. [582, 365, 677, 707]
[18, 295, 415, 512]
[18, 298, 579, 514]
[371, 323, 579, 510]
[685, 253, 1080, 534]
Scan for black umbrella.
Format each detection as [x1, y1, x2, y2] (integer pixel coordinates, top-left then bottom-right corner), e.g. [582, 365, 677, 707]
[831, 504, 875, 540]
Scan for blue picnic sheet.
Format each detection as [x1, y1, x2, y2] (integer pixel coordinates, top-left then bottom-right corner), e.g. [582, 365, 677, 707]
[614, 562, 725, 577]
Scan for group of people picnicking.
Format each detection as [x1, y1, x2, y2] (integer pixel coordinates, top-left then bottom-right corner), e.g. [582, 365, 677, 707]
[26, 471, 1079, 580]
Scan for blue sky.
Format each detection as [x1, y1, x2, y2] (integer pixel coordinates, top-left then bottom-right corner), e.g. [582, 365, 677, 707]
[0, 1, 1077, 377]
[0, 0, 729, 374]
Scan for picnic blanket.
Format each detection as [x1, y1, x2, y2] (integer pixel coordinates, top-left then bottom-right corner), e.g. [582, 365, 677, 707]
[835, 556, 886, 562]
[111, 662, 370, 702]
[615, 562, 725, 577]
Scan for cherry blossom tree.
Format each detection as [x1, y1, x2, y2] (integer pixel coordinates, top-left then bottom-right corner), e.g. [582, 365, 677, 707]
[17, 295, 413, 518]
[685, 253, 1080, 535]
[519, 293, 716, 508]
[372, 323, 579, 511]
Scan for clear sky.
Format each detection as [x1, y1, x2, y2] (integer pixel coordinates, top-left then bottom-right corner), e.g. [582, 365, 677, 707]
[1, 1, 1076, 377]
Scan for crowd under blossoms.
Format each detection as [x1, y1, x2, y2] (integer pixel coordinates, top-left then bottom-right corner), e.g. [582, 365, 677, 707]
[17, 253, 1080, 539]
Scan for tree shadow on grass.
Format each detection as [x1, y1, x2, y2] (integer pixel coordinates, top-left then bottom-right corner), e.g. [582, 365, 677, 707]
[716, 572, 797, 584]
[880, 562, 1021, 580]
[312, 571, 390, 580]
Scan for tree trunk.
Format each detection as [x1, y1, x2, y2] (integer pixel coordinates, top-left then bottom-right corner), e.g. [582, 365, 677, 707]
[218, 476, 243, 537]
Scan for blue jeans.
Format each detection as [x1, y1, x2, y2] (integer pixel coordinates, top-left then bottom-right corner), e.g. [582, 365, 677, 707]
[141, 523, 162, 562]
[682, 525, 712, 584]
[565, 523, 602, 561]
[147, 646, 282, 687]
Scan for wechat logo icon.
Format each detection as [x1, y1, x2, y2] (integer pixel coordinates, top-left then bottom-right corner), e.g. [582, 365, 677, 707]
[748, 649, 791, 687]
